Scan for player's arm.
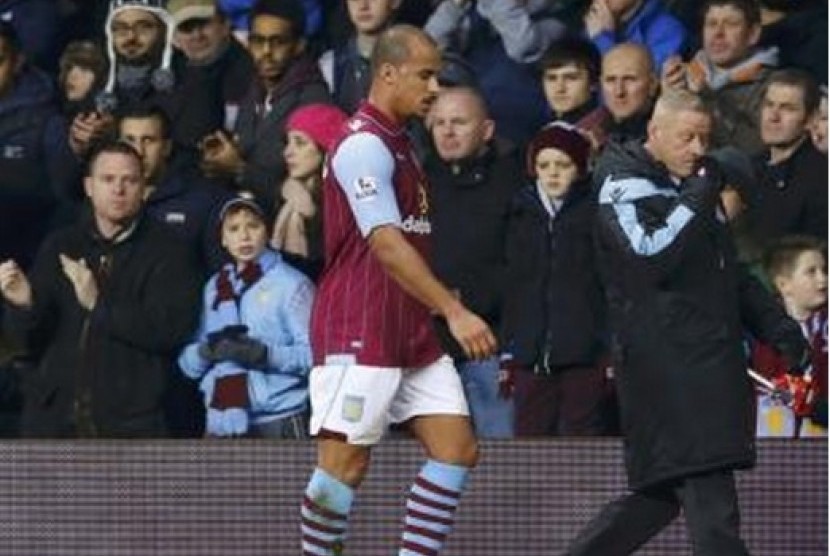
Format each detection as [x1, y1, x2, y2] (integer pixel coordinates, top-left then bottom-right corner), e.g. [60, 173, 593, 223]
[331, 132, 496, 360]
[368, 225, 495, 360]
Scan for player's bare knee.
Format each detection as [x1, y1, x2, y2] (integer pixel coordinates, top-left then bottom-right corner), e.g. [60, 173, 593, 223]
[433, 438, 479, 468]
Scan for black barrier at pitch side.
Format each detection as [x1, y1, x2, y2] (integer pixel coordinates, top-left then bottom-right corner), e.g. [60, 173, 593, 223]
[0, 439, 824, 555]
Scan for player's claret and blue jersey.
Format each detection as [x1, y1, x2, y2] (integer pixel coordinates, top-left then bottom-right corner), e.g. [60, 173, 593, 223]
[311, 101, 443, 368]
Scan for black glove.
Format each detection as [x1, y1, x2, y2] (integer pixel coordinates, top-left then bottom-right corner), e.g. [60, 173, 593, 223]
[211, 335, 268, 368]
[206, 324, 249, 347]
[199, 325, 251, 362]
[679, 157, 724, 214]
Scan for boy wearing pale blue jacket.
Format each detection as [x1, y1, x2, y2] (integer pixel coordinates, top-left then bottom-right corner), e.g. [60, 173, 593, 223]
[178, 194, 314, 438]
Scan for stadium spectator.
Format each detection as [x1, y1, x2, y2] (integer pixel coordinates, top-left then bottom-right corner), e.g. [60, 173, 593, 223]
[740, 69, 827, 264]
[0, 140, 201, 438]
[271, 103, 348, 281]
[425, 86, 518, 439]
[119, 105, 230, 275]
[564, 89, 809, 556]
[583, 0, 687, 71]
[318, 0, 400, 115]
[64, 0, 176, 158]
[58, 41, 110, 119]
[661, 0, 777, 152]
[426, 0, 567, 146]
[198, 0, 330, 215]
[596, 43, 658, 146]
[502, 122, 608, 437]
[0, 22, 81, 272]
[299, 25, 496, 555]
[539, 36, 603, 137]
[97, 0, 176, 113]
[178, 194, 314, 438]
[752, 235, 827, 438]
[809, 85, 827, 154]
[164, 0, 255, 156]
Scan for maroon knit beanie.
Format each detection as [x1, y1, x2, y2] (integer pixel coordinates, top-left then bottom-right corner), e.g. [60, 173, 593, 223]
[526, 122, 591, 178]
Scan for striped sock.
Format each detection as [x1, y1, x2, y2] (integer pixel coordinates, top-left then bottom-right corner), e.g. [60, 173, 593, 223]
[399, 459, 470, 555]
[301, 468, 354, 556]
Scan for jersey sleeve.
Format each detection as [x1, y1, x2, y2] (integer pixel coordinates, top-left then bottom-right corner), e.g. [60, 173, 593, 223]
[330, 132, 402, 237]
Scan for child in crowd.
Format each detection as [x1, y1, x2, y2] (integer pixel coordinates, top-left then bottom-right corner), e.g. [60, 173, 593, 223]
[501, 122, 609, 436]
[753, 235, 827, 437]
[271, 103, 348, 280]
[179, 194, 315, 438]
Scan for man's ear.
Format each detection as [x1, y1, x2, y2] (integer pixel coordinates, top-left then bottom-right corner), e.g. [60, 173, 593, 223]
[481, 118, 495, 143]
[83, 176, 94, 199]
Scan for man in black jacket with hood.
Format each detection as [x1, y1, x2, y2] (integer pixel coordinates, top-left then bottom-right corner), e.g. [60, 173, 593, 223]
[562, 89, 809, 555]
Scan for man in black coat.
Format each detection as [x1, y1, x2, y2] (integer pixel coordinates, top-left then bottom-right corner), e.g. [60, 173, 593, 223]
[562, 90, 809, 555]
[425, 85, 518, 438]
[0, 140, 201, 438]
[738, 69, 827, 264]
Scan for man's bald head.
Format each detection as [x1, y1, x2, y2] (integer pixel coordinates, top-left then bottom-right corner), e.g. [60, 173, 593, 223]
[601, 43, 658, 121]
[371, 24, 437, 76]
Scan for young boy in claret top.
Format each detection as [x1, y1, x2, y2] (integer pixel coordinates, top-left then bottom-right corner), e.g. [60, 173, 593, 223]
[753, 235, 827, 438]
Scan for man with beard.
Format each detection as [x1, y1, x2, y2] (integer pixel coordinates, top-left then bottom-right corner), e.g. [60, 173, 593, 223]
[67, 0, 176, 158]
[199, 0, 330, 215]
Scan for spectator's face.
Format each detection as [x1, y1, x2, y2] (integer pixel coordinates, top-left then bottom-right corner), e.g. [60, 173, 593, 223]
[347, 0, 398, 35]
[111, 9, 164, 62]
[84, 152, 145, 229]
[601, 49, 655, 121]
[389, 36, 441, 119]
[0, 38, 19, 97]
[761, 83, 810, 148]
[283, 129, 323, 180]
[535, 147, 579, 200]
[543, 63, 593, 116]
[119, 116, 172, 185]
[430, 90, 494, 162]
[174, 15, 230, 64]
[248, 15, 304, 86]
[64, 66, 96, 101]
[810, 95, 827, 154]
[648, 109, 712, 178]
[220, 208, 268, 265]
[703, 5, 760, 69]
[776, 250, 828, 314]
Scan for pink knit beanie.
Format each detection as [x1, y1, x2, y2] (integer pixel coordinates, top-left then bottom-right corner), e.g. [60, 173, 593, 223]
[285, 103, 349, 152]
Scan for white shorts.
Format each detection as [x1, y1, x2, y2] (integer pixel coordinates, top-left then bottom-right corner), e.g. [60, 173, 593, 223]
[309, 355, 469, 445]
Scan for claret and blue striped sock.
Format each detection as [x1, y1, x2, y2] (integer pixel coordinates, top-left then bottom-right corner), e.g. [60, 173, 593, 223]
[301, 468, 354, 556]
[399, 459, 470, 556]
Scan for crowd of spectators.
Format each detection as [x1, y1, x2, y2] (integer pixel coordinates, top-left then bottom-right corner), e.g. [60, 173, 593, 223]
[0, 0, 825, 439]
